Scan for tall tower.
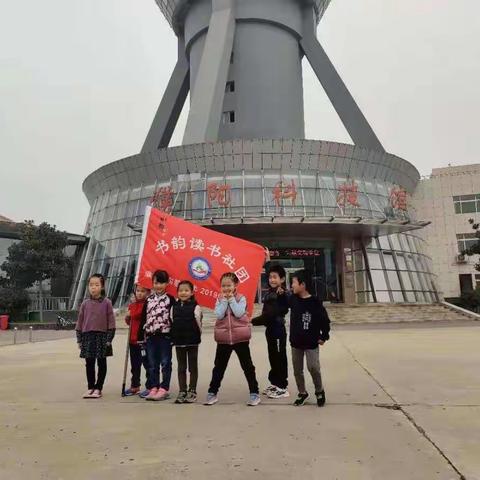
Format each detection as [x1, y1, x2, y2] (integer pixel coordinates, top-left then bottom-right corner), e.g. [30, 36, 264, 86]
[73, 0, 439, 308]
[143, 0, 383, 151]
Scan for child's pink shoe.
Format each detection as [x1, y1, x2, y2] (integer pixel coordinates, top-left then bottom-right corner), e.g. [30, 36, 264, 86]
[82, 389, 94, 399]
[152, 388, 169, 401]
[91, 389, 102, 399]
[145, 387, 159, 401]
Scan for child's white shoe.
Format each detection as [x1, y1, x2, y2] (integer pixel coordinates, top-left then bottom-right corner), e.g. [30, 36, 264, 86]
[267, 388, 290, 399]
[204, 392, 218, 405]
[262, 385, 275, 396]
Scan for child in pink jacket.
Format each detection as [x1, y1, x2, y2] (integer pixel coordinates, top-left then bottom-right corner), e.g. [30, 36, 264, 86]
[204, 272, 260, 407]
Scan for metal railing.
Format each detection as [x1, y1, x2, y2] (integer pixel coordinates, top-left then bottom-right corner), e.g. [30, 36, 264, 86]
[28, 296, 71, 312]
[0, 327, 74, 347]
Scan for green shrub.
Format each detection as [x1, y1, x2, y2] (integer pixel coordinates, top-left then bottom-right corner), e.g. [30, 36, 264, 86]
[0, 287, 29, 315]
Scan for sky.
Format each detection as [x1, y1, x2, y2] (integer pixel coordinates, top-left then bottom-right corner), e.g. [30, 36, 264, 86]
[0, 0, 479, 233]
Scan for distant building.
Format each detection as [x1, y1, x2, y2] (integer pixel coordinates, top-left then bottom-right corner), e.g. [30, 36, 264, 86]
[0, 215, 16, 276]
[0, 215, 86, 298]
[412, 164, 480, 298]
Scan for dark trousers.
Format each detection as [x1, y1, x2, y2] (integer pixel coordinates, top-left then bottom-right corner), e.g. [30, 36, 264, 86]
[146, 335, 172, 390]
[176, 346, 199, 392]
[129, 344, 151, 389]
[208, 342, 259, 395]
[85, 357, 107, 391]
[266, 331, 288, 389]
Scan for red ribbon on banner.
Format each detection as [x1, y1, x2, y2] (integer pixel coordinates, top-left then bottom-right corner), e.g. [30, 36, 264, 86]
[135, 207, 266, 312]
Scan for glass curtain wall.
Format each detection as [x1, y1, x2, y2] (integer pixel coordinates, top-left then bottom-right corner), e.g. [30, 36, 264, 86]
[72, 172, 432, 308]
[352, 233, 439, 304]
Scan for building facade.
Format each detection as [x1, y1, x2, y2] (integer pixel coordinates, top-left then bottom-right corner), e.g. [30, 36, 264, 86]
[412, 164, 480, 298]
[0, 215, 86, 298]
[71, 0, 439, 307]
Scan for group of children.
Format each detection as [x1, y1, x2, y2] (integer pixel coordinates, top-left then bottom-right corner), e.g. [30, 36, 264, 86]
[75, 265, 330, 407]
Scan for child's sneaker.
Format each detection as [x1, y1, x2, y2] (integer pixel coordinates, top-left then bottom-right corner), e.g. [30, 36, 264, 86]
[82, 389, 94, 399]
[175, 391, 187, 404]
[204, 392, 218, 405]
[152, 387, 169, 401]
[185, 390, 197, 403]
[124, 387, 140, 397]
[293, 393, 309, 406]
[247, 393, 261, 406]
[139, 389, 150, 398]
[267, 387, 290, 399]
[316, 390, 326, 407]
[145, 387, 158, 400]
[262, 385, 276, 396]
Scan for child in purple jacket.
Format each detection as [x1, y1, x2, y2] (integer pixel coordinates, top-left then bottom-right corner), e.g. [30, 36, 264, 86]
[76, 274, 116, 399]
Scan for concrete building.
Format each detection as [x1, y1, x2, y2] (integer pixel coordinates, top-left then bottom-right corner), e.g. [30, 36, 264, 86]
[71, 0, 439, 307]
[412, 164, 480, 299]
[0, 215, 86, 298]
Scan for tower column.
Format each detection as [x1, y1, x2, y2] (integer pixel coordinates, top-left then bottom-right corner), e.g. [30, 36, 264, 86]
[182, 0, 236, 144]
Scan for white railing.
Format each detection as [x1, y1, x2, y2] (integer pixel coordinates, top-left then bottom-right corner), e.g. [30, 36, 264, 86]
[28, 296, 71, 312]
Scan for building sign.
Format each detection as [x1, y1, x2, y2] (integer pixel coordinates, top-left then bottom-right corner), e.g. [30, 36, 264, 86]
[337, 180, 360, 208]
[389, 186, 408, 211]
[207, 182, 231, 208]
[269, 248, 322, 258]
[136, 207, 266, 311]
[150, 186, 175, 213]
[273, 179, 297, 207]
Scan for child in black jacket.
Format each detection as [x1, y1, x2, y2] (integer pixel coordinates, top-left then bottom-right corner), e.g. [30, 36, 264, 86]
[252, 264, 290, 398]
[289, 269, 330, 407]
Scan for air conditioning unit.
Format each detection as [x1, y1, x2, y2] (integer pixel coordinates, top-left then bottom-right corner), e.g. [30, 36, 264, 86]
[456, 253, 467, 264]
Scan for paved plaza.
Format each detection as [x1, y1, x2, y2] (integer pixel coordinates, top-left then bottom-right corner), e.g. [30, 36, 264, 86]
[0, 322, 479, 480]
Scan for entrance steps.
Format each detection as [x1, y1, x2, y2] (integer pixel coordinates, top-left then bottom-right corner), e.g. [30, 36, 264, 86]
[201, 302, 478, 327]
[324, 302, 478, 325]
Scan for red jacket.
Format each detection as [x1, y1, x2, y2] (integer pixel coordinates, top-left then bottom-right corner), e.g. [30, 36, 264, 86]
[126, 300, 145, 345]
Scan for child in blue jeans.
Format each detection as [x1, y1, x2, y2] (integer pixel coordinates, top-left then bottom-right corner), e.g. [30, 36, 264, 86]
[138, 270, 175, 401]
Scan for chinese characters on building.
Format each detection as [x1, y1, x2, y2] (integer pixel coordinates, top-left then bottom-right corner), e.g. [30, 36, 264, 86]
[273, 180, 297, 207]
[337, 180, 360, 208]
[207, 182, 231, 208]
[269, 249, 321, 258]
[150, 187, 174, 213]
[389, 186, 408, 211]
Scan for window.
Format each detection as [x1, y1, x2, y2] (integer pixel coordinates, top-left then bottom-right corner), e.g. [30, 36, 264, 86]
[222, 111, 235, 124]
[459, 274, 473, 294]
[453, 194, 480, 214]
[457, 233, 478, 253]
[226, 81, 235, 93]
[475, 274, 480, 289]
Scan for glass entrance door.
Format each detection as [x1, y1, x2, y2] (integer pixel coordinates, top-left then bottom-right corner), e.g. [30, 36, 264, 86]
[258, 246, 339, 302]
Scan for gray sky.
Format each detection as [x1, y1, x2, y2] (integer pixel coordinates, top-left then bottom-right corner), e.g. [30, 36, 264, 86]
[1, 0, 479, 233]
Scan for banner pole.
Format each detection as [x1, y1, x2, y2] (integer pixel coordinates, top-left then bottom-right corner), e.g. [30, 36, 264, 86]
[121, 320, 132, 397]
[135, 205, 152, 285]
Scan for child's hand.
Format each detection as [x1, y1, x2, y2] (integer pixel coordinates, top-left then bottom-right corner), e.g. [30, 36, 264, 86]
[318, 340, 325, 346]
[276, 287, 284, 295]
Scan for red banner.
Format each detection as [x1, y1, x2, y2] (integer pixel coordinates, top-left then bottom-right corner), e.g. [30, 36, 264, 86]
[135, 207, 266, 312]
